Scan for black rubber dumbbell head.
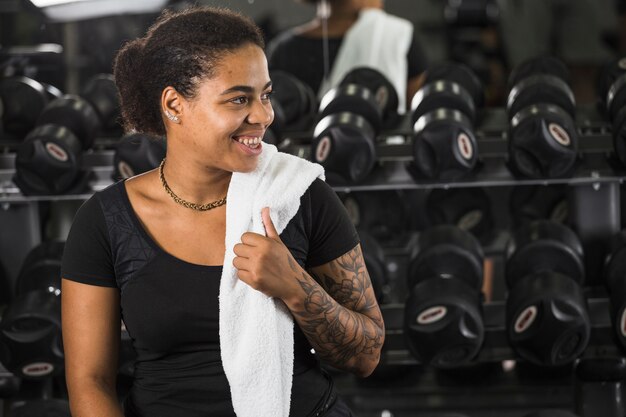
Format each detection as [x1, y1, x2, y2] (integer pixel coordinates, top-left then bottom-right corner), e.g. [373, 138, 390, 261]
[506, 220, 585, 288]
[405, 276, 484, 367]
[506, 220, 589, 366]
[506, 270, 590, 366]
[16, 241, 64, 296]
[36, 94, 100, 150]
[427, 62, 485, 108]
[598, 56, 626, 120]
[0, 288, 63, 380]
[319, 84, 383, 132]
[270, 70, 315, 127]
[508, 103, 578, 178]
[0, 76, 48, 138]
[357, 230, 386, 303]
[405, 225, 484, 367]
[81, 73, 121, 132]
[14, 124, 83, 195]
[413, 108, 478, 180]
[507, 56, 576, 118]
[113, 133, 166, 180]
[42, 83, 63, 102]
[408, 225, 484, 291]
[340, 67, 399, 123]
[603, 231, 626, 351]
[312, 112, 377, 183]
[412, 62, 484, 124]
[508, 56, 571, 89]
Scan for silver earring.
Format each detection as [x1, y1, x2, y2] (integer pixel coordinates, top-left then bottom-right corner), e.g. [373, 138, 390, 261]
[165, 111, 180, 123]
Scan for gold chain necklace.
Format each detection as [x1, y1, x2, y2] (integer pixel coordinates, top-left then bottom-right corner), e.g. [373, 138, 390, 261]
[159, 159, 227, 211]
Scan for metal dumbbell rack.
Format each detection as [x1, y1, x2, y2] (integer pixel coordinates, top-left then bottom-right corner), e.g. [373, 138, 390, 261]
[282, 105, 626, 417]
[0, 106, 624, 417]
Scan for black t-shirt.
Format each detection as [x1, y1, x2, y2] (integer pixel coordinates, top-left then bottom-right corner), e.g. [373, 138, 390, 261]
[61, 177, 360, 417]
[266, 27, 428, 94]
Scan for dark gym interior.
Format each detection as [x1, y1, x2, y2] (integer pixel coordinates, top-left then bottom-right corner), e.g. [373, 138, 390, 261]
[1, 0, 626, 416]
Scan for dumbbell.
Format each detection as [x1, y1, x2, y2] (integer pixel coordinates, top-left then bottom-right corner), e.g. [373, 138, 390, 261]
[15, 241, 64, 296]
[602, 230, 626, 351]
[14, 94, 100, 195]
[42, 83, 63, 102]
[404, 225, 484, 367]
[409, 62, 483, 180]
[0, 80, 62, 140]
[0, 76, 49, 139]
[0, 287, 63, 380]
[0, 241, 65, 380]
[505, 220, 589, 366]
[506, 57, 578, 178]
[425, 187, 493, 244]
[81, 73, 121, 135]
[509, 185, 569, 229]
[597, 56, 626, 166]
[113, 132, 166, 180]
[357, 230, 386, 303]
[312, 67, 398, 183]
[340, 190, 409, 241]
[269, 70, 317, 138]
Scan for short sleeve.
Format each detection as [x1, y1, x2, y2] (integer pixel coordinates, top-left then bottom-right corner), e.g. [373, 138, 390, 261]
[61, 194, 117, 288]
[306, 179, 360, 268]
[407, 29, 428, 78]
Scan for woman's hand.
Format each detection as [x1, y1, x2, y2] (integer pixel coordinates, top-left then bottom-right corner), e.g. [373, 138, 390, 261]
[233, 207, 301, 301]
[233, 207, 384, 377]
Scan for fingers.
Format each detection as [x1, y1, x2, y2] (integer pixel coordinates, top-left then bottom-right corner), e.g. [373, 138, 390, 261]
[240, 232, 262, 246]
[232, 255, 249, 271]
[233, 242, 254, 258]
[262, 207, 279, 240]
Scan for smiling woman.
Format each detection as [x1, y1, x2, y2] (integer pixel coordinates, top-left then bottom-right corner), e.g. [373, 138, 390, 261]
[60, 5, 383, 417]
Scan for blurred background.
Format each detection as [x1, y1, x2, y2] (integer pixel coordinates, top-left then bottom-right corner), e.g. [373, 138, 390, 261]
[1, 1, 626, 417]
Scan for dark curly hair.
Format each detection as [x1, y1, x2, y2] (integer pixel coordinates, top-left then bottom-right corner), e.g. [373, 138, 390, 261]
[113, 6, 265, 135]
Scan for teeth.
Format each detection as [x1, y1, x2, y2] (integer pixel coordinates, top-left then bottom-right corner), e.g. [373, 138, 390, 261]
[235, 136, 262, 148]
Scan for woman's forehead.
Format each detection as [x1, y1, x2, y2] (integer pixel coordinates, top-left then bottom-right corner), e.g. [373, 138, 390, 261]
[200, 45, 270, 91]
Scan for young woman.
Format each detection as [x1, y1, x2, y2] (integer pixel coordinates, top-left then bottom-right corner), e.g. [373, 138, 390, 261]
[61, 6, 384, 417]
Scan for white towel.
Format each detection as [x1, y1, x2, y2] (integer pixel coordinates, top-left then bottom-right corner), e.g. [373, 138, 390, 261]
[219, 143, 325, 417]
[318, 8, 414, 113]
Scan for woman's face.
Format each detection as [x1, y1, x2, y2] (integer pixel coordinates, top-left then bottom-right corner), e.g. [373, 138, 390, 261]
[176, 42, 274, 174]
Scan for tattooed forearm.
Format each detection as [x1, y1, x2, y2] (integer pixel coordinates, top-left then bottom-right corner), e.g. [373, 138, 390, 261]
[285, 245, 385, 376]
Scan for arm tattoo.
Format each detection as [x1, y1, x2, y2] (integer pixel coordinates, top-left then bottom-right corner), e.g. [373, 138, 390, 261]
[288, 245, 384, 371]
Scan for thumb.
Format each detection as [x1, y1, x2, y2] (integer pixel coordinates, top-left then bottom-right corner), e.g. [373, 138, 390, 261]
[261, 207, 280, 240]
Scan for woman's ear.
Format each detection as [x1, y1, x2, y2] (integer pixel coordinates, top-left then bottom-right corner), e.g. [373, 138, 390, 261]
[161, 86, 183, 123]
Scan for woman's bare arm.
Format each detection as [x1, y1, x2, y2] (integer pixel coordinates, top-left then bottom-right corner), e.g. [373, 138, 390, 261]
[62, 279, 124, 417]
[285, 244, 385, 377]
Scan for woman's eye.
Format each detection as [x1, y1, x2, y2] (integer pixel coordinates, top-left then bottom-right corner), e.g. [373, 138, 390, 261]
[262, 91, 273, 101]
[231, 96, 248, 105]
